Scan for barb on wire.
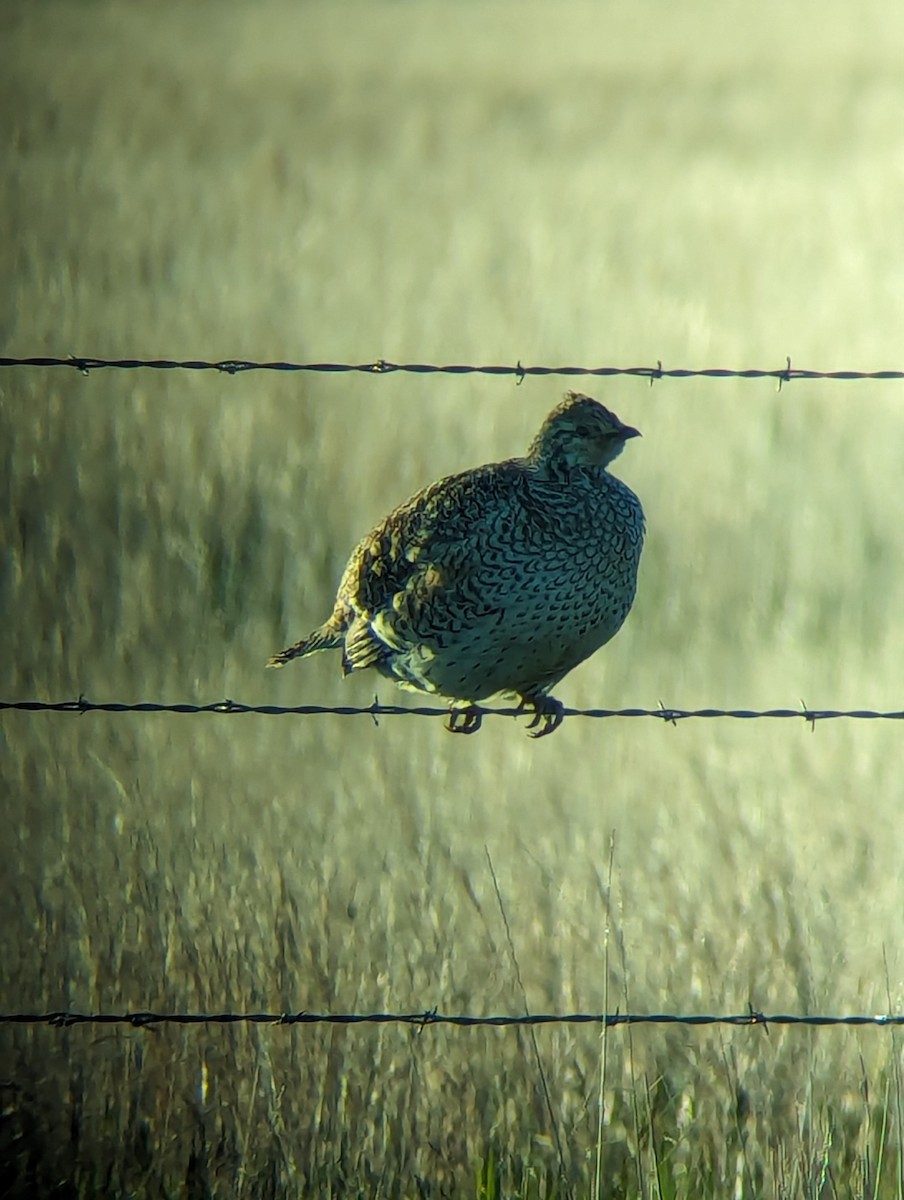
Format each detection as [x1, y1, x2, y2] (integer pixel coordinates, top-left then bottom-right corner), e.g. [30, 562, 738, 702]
[2, 355, 904, 382]
[2, 697, 904, 723]
[1, 1009, 901, 1030]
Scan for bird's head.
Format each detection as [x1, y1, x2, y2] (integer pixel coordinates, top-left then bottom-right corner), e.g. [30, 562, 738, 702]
[527, 392, 641, 478]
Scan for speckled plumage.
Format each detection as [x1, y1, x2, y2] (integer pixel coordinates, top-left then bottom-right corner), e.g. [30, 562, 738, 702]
[268, 392, 644, 736]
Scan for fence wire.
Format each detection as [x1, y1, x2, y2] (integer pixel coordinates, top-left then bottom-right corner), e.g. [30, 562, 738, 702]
[1, 1009, 902, 1030]
[2, 355, 904, 384]
[2, 697, 904, 727]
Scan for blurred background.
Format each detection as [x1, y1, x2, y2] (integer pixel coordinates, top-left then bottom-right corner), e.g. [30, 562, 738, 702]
[2, 1, 903, 1195]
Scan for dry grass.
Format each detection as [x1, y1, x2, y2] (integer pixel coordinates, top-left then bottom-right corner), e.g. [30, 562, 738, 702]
[2, 0, 904, 1195]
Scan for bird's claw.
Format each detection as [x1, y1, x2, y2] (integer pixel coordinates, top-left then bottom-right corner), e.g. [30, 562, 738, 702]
[446, 705, 483, 735]
[519, 695, 565, 738]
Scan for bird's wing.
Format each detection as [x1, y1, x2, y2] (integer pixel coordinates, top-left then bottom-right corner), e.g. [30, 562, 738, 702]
[342, 462, 521, 628]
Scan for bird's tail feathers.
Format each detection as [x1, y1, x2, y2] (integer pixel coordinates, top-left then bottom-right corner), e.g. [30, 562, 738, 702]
[266, 623, 343, 669]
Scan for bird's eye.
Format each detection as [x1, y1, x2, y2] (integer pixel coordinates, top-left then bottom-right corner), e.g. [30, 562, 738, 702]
[575, 424, 591, 437]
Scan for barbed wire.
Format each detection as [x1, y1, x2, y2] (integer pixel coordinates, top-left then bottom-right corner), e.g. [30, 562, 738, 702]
[2, 355, 904, 385]
[1, 1008, 901, 1030]
[2, 697, 904, 727]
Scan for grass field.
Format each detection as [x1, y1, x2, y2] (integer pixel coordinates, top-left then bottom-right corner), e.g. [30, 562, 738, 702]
[2, 0, 904, 1195]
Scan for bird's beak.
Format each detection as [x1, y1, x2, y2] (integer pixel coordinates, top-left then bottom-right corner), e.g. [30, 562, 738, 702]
[621, 425, 642, 440]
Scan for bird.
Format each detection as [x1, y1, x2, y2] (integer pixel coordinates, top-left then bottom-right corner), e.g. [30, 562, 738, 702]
[268, 391, 644, 736]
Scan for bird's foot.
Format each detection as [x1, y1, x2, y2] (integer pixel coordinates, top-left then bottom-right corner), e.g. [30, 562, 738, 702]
[446, 704, 483, 735]
[518, 694, 565, 739]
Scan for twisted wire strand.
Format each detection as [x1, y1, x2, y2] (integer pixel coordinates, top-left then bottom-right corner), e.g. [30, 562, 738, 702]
[2, 355, 904, 383]
[1, 1009, 901, 1030]
[2, 697, 904, 725]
